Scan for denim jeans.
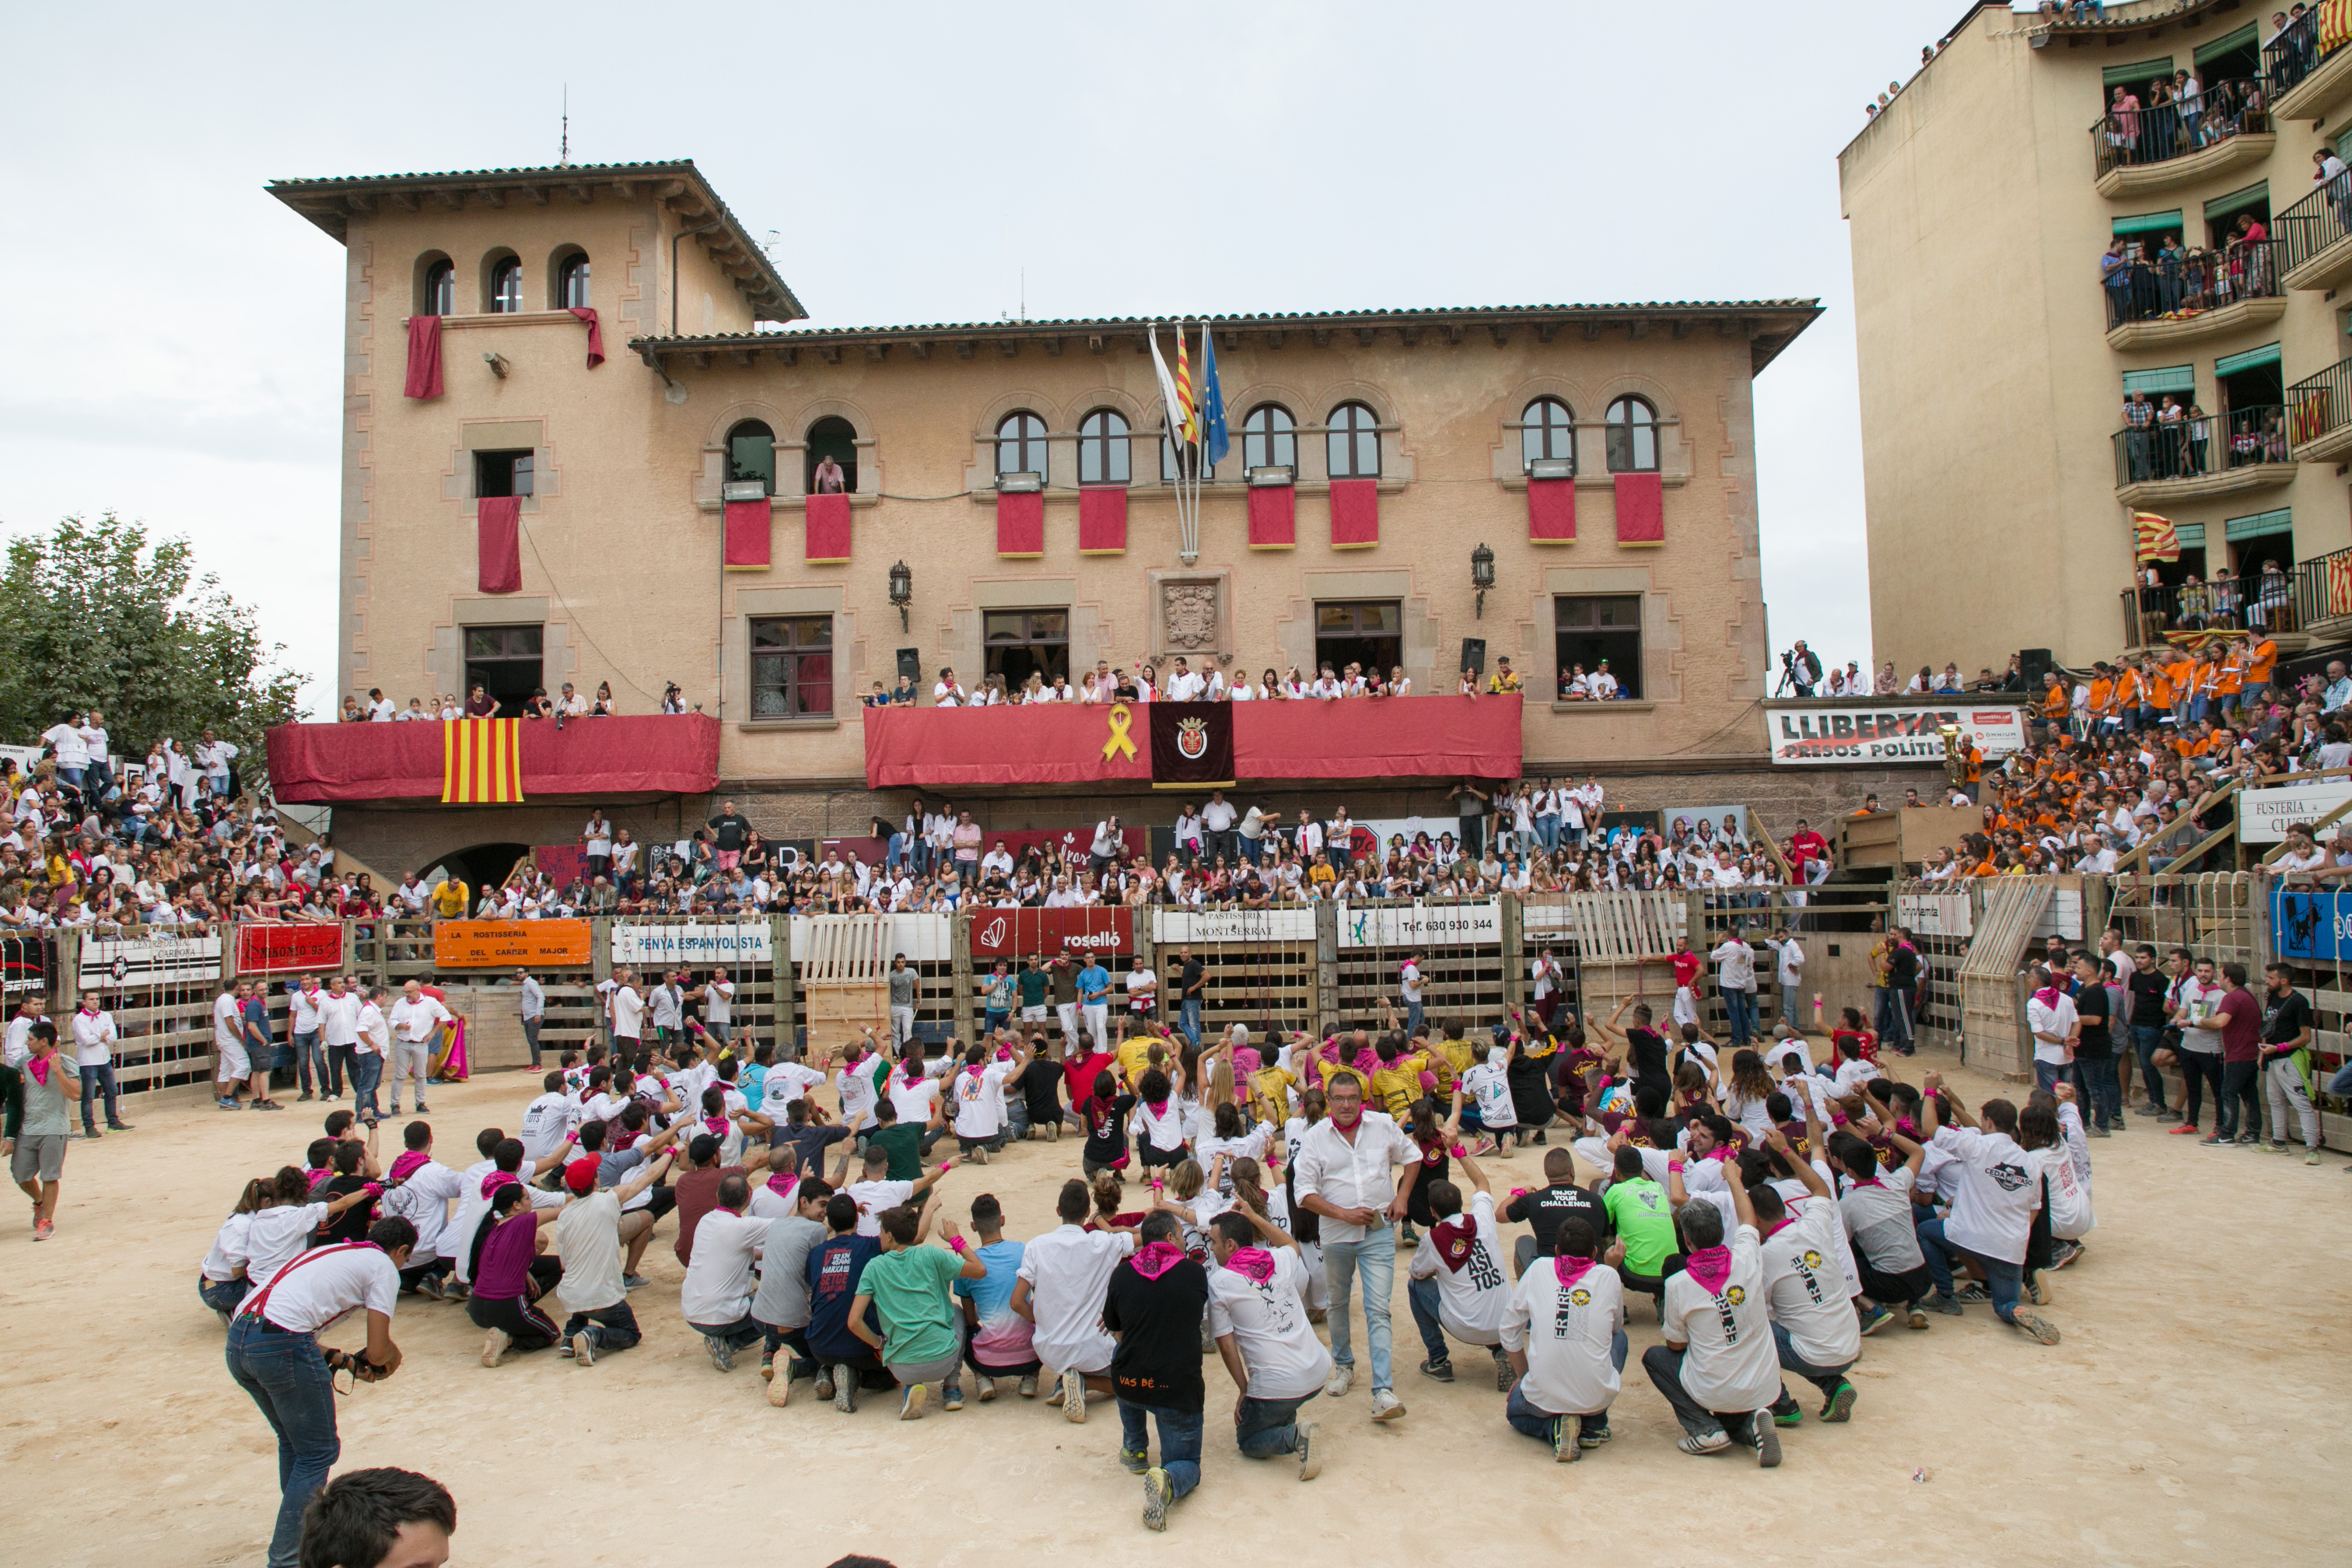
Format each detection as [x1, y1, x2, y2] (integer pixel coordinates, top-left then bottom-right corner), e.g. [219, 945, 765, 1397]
[225, 1316, 341, 1568]
[1769, 1320, 1854, 1407]
[1179, 998, 1202, 1048]
[2219, 1059, 2261, 1140]
[1236, 1392, 1317, 1457]
[1534, 814, 1561, 853]
[325, 1043, 356, 1098]
[78, 1060, 123, 1130]
[688, 1314, 765, 1352]
[199, 1274, 250, 1313]
[2076, 1054, 2121, 1128]
[1118, 1400, 1203, 1498]
[1322, 1226, 1396, 1392]
[1918, 1217, 2023, 1323]
[2329, 1058, 2352, 1097]
[2131, 1024, 2168, 1111]
[292, 1032, 323, 1095]
[1503, 1330, 1625, 1439]
[1641, 1343, 1761, 1442]
[1405, 1000, 1424, 1042]
[1724, 987, 1756, 1046]
[349, 1050, 383, 1119]
[1780, 983, 1804, 1032]
[563, 1301, 642, 1353]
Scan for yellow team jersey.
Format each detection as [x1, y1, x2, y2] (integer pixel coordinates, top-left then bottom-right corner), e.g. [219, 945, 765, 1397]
[1115, 1037, 1157, 1088]
[1368, 1053, 1426, 1118]
[430, 880, 470, 918]
[1251, 1066, 1298, 1123]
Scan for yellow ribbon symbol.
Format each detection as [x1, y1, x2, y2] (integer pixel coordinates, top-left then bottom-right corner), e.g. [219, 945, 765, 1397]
[1102, 702, 1137, 761]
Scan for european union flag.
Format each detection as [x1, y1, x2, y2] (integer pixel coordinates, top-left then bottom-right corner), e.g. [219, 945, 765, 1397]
[1201, 324, 1230, 467]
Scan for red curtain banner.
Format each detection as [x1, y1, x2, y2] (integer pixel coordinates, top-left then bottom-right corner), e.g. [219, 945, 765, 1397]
[1528, 476, 1577, 543]
[997, 490, 1044, 557]
[568, 306, 604, 368]
[236, 923, 349, 977]
[1614, 471, 1665, 546]
[404, 315, 443, 399]
[1247, 484, 1296, 548]
[477, 497, 522, 594]
[266, 714, 722, 803]
[805, 492, 852, 563]
[967, 906, 1133, 960]
[1078, 486, 1127, 554]
[1149, 703, 1234, 786]
[1329, 478, 1380, 548]
[724, 498, 772, 570]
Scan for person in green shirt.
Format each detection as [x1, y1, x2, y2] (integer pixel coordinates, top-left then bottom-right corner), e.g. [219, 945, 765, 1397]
[1015, 962, 1050, 1023]
[864, 1098, 937, 1181]
[1601, 1145, 1679, 1322]
[850, 1197, 986, 1418]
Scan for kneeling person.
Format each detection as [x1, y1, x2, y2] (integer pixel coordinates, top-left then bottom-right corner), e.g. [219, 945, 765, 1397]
[1206, 1208, 1328, 1479]
[1500, 1216, 1627, 1459]
[1641, 1197, 1782, 1466]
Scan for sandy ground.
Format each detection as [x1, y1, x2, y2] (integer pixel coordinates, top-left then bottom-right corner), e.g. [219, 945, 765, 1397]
[0, 1048, 2343, 1568]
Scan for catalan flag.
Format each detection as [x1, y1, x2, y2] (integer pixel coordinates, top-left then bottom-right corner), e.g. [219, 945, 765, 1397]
[2133, 510, 2181, 563]
[2331, 550, 2352, 619]
[1174, 322, 1199, 445]
[2323, 0, 2352, 54]
[441, 718, 525, 804]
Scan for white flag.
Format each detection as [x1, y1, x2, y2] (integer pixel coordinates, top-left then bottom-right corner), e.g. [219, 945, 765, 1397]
[1148, 323, 1187, 449]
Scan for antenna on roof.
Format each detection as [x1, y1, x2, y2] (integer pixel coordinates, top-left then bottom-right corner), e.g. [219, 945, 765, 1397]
[560, 84, 570, 166]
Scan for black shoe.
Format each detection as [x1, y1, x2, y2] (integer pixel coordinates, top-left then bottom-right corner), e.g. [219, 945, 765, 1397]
[1419, 1357, 1455, 1383]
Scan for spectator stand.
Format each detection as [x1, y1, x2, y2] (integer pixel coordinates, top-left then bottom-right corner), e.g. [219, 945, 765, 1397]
[1149, 908, 1318, 1041]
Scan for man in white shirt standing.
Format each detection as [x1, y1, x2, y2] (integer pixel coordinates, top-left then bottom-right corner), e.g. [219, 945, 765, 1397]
[1200, 790, 1238, 866]
[1294, 1073, 1414, 1422]
[70, 994, 129, 1137]
[610, 967, 645, 1055]
[386, 980, 452, 1117]
[1641, 1191, 1783, 1465]
[353, 985, 392, 1123]
[516, 967, 546, 1068]
[196, 727, 239, 799]
[1768, 927, 1806, 1034]
[316, 976, 360, 1102]
[76, 709, 113, 801]
[213, 980, 257, 1112]
[40, 712, 90, 792]
[1916, 1072, 2060, 1343]
[1711, 930, 1759, 1048]
[287, 974, 326, 1103]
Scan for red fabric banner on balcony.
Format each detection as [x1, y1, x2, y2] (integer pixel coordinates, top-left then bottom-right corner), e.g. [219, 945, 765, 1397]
[404, 315, 443, 399]
[1330, 478, 1379, 548]
[1247, 483, 1295, 548]
[805, 493, 852, 563]
[477, 497, 522, 594]
[1613, 472, 1665, 546]
[997, 490, 1044, 557]
[724, 499, 771, 570]
[266, 714, 722, 804]
[1078, 486, 1128, 554]
[568, 306, 604, 368]
[1528, 477, 1577, 543]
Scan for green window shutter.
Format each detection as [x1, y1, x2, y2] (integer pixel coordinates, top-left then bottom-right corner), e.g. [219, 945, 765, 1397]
[2103, 56, 2175, 89]
[2224, 508, 2292, 541]
[2174, 523, 2207, 547]
[2113, 209, 2185, 237]
[2122, 365, 2197, 395]
[2193, 24, 2258, 67]
[2214, 343, 2282, 376]
[2202, 181, 2268, 222]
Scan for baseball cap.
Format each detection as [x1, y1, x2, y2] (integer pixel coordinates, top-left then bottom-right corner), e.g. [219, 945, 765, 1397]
[564, 1157, 600, 1195]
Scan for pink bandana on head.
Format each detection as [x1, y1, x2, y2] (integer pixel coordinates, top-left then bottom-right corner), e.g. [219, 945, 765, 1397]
[1551, 1254, 1597, 1289]
[1225, 1246, 1276, 1282]
[1130, 1240, 1187, 1280]
[1684, 1244, 1733, 1295]
[481, 1170, 518, 1199]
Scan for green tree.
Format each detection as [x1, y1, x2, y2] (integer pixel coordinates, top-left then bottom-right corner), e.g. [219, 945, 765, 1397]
[0, 513, 302, 788]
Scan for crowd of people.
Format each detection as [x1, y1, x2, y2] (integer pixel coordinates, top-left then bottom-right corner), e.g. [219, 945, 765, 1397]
[852, 651, 1577, 708]
[164, 940, 2155, 1559]
[334, 678, 697, 724]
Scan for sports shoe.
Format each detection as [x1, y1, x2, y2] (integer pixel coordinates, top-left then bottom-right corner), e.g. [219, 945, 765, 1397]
[2026, 1276, 2051, 1306]
[1953, 1283, 1992, 1303]
[1856, 1303, 1894, 1337]
[1419, 1357, 1456, 1383]
[2157, 1108, 2182, 1123]
[705, 1335, 736, 1373]
[975, 1377, 996, 1403]
[814, 1366, 836, 1402]
[481, 1328, 511, 1367]
[1771, 1402, 1805, 1428]
[2050, 1240, 2083, 1270]
[943, 1385, 964, 1413]
[414, 1104, 430, 1115]
[573, 1331, 597, 1368]
[898, 1383, 928, 1420]
[413, 1274, 445, 1302]
[1493, 1348, 1515, 1391]
[297, 1092, 314, 1103]
[1120, 1446, 1152, 1475]
[1063, 1371, 1089, 1422]
[971, 1147, 988, 1166]
[1823, 1380, 1857, 1423]
[2233, 1133, 2260, 1147]
[1908, 1307, 1931, 1329]
[1297, 1421, 1322, 1479]
[1016, 1374, 1037, 1398]
[1925, 1294, 1963, 1316]
[1754, 1416, 1783, 1468]
[2132, 1103, 2162, 1117]
[1370, 1388, 1406, 1421]
[2089, 1124, 2111, 1139]
[1553, 1415, 1580, 1463]
[2012, 1311, 2063, 1345]
[1141, 1468, 1173, 1532]
[2198, 1132, 2229, 1146]
[2307, 1148, 2324, 1165]
[2261, 1141, 2291, 1155]
[2168, 1123, 2201, 1136]
[1324, 1364, 1353, 1399]
[32, 1218, 53, 1241]
[1578, 1418, 1611, 1448]
[622, 1274, 647, 1292]
[1677, 1429, 1732, 1455]
[833, 1371, 856, 1413]
[1398, 1222, 1418, 1247]
[217, 1099, 240, 1111]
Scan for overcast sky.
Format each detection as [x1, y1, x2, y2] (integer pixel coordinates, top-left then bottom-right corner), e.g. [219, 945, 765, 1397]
[0, 0, 1971, 717]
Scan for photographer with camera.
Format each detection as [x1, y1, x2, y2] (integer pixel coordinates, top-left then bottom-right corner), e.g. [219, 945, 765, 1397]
[1780, 640, 1823, 697]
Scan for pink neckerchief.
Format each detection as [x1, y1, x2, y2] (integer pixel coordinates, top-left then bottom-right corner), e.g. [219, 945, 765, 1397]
[702, 1114, 730, 1139]
[1225, 1246, 1276, 1282]
[481, 1169, 519, 1199]
[2033, 985, 2065, 1009]
[766, 1171, 798, 1200]
[1762, 1217, 1796, 1241]
[1552, 1254, 1598, 1289]
[26, 1053, 53, 1086]
[1684, 1244, 1734, 1294]
[388, 1151, 431, 1184]
[1130, 1240, 1187, 1280]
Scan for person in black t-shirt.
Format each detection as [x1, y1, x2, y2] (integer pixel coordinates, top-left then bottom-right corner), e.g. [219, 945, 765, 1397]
[1011, 1039, 1066, 1142]
[1079, 1071, 1138, 1178]
[2068, 952, 2118, 1134]
[2259, 963, 2321, 1159]
[1596, 997, 1673, 1107]
[706, 799, 753, 869]
[1502, 1145, 1608, 1275]
[316, 1139, 380, 1246]
[2124, 945, 2175, 1121]
[1102, 1211, 1211, 1532]
[1176, 951, 1206, 1048]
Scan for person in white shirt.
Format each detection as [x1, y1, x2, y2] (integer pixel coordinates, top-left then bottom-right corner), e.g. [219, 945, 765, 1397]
[1916, 1071, 2059, 1343]
[69, 996, 128, 1136]
[680, 1172, 772, 1370]
[376, 1121, 473, 1298]
[949, 1043, 1019, 1158]
[1405, 1152, 1514, 1389]
[315, 977, 360, 1101]
[286, 974, 327, 1102]
[1767, 928, 1806, 1033]
[515, 968, 546, 1067]
[225, 1211, 414, 1568]
[1736, 1136, 1862, 1425]
[1500, 1215, 1627, 1457]
[211, 980, 263, 1111]
[385, 980, 452, 1117]
[1165, 658, 1205, 702]
[554, 1144, 674, 1364]
[196, 728, 239, 798]
[40, 713, 91, 789]
[1204, 1206, 1330, 1477]
[1711, 932, 1759, 1047]
[1640, 1192, 1783, 1463]
[1292, 1073, 1415, 1421]
[1014, 1178, 1137, 1421]
[933, 668, 966, 707]
[610, 970, 645, 1051]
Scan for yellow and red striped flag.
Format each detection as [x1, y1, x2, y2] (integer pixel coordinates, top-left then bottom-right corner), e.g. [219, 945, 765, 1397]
[2133, 510, 2181, 563]
[2330, 551, 2352, 618]
[441, 718, 524, 804]
[1174, 323, 1199, 445]
[2323, 0, 2352, 54]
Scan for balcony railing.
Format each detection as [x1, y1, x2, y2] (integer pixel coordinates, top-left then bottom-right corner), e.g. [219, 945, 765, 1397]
[2112, 404, 2288, 488]
[2101, 238, 2282, 330]
[2263, 9, 2331, 98]
[2277, 174, 2352, 272]
[2089, 78, 2268, 179]
[2121, 571, 2296, 647]
[2294, 545, 2352, 625]
[2287, 356, 2352, 449]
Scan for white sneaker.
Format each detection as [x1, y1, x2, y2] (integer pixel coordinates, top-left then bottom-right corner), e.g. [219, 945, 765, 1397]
[1324, 1364, 1354, 1400]
[1370, 1388, 1405, 1421]
[572, 1331, 595, 1368]
[1062, 1370, 1089, 1422]
[481, 1328, 511, 1368]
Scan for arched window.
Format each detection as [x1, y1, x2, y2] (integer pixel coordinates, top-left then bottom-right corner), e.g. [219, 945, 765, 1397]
[805, 416, 857, 495]
[557, 252, 591, 310]
[727, 419, 777, 496]
[420, 258, 454, 317]
[1077, 409, 1131, 485]
[1161, 427, 1196, 483]
[1243, 404, 1295, 471]
[996, 412, 1048, 480]
[1521, 397, 1575, 470]
[488, 255, 523, 314]
[1326, 402, 1380, 480]
[1605, 397, 1658, 473]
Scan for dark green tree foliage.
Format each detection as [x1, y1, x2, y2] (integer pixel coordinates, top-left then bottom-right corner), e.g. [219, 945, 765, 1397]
[0, 513, 301, 784]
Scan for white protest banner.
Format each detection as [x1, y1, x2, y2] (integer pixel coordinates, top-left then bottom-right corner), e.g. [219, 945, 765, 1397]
[610, 922, 774, 966]
[1337, 900, 1502, 950]
[1153, 908, 1317, 945]
[1766, 704, 2027, 766]
[2238, 782, 2352, 843]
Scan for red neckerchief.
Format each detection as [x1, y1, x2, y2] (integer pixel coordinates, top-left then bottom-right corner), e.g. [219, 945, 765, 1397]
[1431, 1215, 1480, 1273]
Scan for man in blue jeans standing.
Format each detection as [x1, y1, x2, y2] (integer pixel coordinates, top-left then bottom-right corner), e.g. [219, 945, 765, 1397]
[1913, 1072, 2062, 1344]
[1175, 946, 1204, 1049]
[1293, 1072, 1413, 1422]
[1101, 1211, 1211, 1531]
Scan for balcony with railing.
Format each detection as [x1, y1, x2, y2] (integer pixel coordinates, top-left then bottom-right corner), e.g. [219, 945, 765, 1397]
[2278, 175, 2352, 289]
[2090, 78, 2272, 196]
[264, 714, 722, 804]
[2287, 356, 2352, 462]
[2101, 238, 2284, 347]
[2121, 562, 2307, 650]
[2265, 9, 2352, 121]
[2111, 404, 2295, 502]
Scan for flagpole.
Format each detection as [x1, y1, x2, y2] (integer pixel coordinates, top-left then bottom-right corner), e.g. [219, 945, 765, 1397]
[1182, 316, 1200, 565]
